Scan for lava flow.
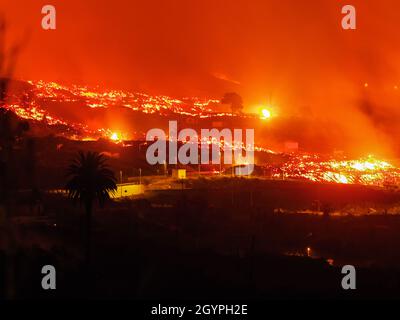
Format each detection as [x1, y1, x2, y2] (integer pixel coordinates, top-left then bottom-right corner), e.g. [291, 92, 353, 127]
[275, 154, 400, 187]
[2, 79, 400, 188]
[3, 79, 227, 141]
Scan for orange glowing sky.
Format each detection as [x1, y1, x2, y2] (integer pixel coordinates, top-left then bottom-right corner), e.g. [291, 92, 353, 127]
[3, 0, 400, 156]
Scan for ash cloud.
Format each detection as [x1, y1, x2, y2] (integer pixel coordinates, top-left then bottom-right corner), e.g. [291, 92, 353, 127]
[2, 0, 400, 157]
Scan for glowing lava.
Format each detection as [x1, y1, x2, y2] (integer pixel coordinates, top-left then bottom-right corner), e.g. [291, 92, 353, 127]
[2, 79, 400, 188]
[275, 154, 400, 187]
[110, 132, 123, 142]
[110, 132, 120, 141]
[260, 108, 271, 119]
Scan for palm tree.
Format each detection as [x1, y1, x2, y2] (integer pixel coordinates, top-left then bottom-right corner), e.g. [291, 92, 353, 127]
[66, 151, 117, 264]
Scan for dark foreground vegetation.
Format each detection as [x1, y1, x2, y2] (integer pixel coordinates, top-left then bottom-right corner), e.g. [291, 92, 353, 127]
[2, 179, 400, 299]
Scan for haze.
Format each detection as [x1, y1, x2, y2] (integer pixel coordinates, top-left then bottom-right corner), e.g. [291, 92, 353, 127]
[3, 0, 400, 156]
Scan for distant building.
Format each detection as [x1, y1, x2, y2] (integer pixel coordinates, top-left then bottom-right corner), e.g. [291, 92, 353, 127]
[111, 183, 144, 198]
[172, 169, 186, 179]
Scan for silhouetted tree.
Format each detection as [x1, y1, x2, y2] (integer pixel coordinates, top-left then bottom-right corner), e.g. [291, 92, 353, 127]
[66, 151, 117, 264]
[0, 16, 27, 299]
[0, 17, 22, 106]
[221, 92, 243, 114]
[0, 109, 30, 204]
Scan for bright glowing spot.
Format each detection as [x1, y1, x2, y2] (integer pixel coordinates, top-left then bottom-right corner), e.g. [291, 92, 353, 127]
[364, 82, 369, 88]
[327, 258, 334, 266]
[338, 174, 349, 184]
[261, 108, 271, 119]
[110, 132, 120, 141]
